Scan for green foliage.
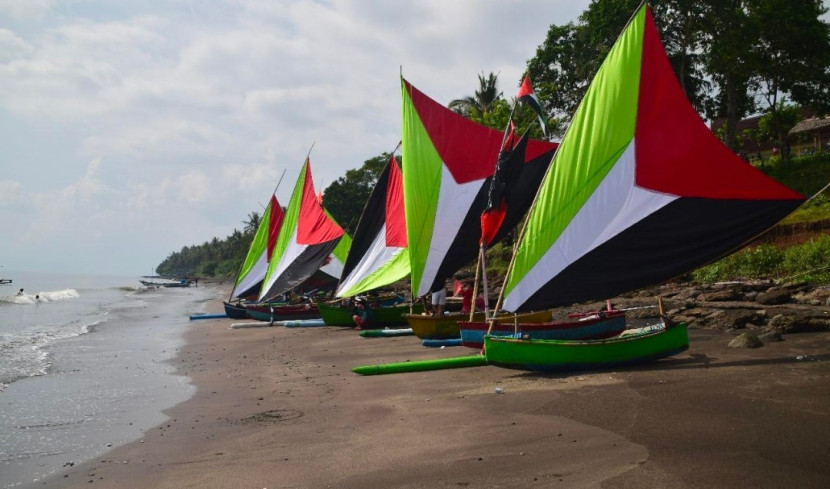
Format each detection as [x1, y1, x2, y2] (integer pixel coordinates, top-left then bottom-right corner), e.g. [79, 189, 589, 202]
[243, 211, 262, 234]
[691, 236, 830, 284]
[448, 72, 503, 118]
[758, 152, 830, 199]
[755, 101, 801, 156]
[527, 0, 711, 138]
[526, 0, 830, 143]
[322, 153, 391, 234]
[782, 235, 830, 282]
[783, 194, 830, 224]
[156, 228, 253, 278]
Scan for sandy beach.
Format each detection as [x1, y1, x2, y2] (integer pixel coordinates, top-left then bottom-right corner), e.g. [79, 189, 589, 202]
[44, 285, 830, 489]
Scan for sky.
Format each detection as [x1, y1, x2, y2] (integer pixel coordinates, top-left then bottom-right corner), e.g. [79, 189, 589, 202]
[0, 0, 591, 277]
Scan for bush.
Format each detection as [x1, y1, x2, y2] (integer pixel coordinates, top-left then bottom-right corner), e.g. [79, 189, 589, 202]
[782, 234, 830, 283]
[692, 237, 830, 284]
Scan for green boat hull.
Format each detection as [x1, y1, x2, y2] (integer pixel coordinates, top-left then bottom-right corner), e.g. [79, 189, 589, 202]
[484, 323, 688, 372]
[352, 354, 486, 375]
[318, 302, 424, 328]
[358, 328, 414, 337]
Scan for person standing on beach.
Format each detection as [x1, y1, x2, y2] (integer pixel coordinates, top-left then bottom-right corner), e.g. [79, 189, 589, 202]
[431, 285, 446, 316]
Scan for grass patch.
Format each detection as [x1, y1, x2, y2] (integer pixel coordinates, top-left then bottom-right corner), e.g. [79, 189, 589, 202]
[782, 193, 830, 224]
[756, 153, 830, 197]
[691, 234, 830, 284]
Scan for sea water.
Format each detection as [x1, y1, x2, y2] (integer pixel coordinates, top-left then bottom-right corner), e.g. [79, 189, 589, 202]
[0, 271, 213, 488]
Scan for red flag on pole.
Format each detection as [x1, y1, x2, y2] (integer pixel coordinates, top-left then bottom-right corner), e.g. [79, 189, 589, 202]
[517, 76, 547, 137]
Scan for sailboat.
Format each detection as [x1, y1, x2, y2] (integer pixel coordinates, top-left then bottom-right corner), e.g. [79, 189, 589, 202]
[399, 78, 559, 339]
[317, 152, 426, 327]
[254, 156, 352, 322]
[483, 4, 805, 371]
[224, 192, 286, 319]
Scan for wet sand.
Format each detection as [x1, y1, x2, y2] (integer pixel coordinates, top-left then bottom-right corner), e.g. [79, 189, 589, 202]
[45, 287, 830, 488]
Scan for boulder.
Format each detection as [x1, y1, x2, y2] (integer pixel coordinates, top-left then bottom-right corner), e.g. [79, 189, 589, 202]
[756, 289, 792, 305]
[675, 288, 703, 302]
[766, 314, 794, 331]
[728, 333, 763, 348]
[794, 287, 830, 305]
[765, 311, 830, 333]
[758, 331, 782, 342]
[700, 289, 742, 302]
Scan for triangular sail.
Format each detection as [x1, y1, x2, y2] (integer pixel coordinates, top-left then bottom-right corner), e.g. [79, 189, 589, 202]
[336, 155, 410, 298]
[503, 5, 805, 313]
[259, 159, 350, 301]
[230, 194, 285, 300]
[400, 78, 558, 298]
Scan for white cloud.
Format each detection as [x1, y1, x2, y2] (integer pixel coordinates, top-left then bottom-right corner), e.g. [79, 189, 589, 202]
[0, 0, 590, 275]
[0, 180, 24, 206]
[222, 163, 281, 192]
[0, 28, 34, 61]
[173, 170, 210, 204]
[0, 0, 53, 20]
[63, 157, 108, 201]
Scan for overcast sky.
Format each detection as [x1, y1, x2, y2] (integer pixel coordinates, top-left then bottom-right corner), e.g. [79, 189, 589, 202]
[1, 0, 591, 277]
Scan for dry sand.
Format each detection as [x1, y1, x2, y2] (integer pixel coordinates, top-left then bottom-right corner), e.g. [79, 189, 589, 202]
[46, 286, 830, 488]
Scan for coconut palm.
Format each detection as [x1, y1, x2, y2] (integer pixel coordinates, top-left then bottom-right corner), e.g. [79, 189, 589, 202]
[243, 211, 261, 234]
[449, 72, 503, 118]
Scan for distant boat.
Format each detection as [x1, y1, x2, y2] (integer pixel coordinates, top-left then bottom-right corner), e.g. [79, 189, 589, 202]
[0, 278, 12, 285]
[140, 278, 191, 288]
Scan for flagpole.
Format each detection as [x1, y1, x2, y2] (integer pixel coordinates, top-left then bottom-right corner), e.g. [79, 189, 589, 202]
[480, 247, 491, 319]
[469, 249, 482, 322]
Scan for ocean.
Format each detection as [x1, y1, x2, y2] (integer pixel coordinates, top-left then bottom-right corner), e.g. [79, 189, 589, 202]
[0, 271, 215, 488]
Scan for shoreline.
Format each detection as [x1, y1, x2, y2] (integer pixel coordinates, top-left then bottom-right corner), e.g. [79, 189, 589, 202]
[1, 282, 212, 489]
[44, 286, 830, 488]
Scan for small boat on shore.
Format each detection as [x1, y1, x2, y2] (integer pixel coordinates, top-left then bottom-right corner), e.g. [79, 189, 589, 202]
[245, 303, 320, 322]
[223, 300, 291, 319]
[318, 301, 424, 328]
[405, 309, 552, 340]
[223, 301, 250, 319]
[483, 321, 688, 371]
[458, 309, 626, 349]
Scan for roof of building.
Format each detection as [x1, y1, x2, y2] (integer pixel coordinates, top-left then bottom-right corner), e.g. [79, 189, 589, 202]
[790, 116, 830, 134]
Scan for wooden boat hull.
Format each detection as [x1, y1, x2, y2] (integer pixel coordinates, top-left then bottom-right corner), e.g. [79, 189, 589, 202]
[318, 302, 425, 328]
[223, 301, 250, 319]
[245, 304, 320, 322]
[458, 311, 627, 349]
[405, 309, 552, 340]
[140, 280, 191, 288]
[483, 323, 689, 372]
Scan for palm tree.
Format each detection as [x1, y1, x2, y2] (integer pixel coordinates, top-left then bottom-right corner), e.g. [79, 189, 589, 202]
[449, 72, 503, 117]
[243, 211, 261, 234]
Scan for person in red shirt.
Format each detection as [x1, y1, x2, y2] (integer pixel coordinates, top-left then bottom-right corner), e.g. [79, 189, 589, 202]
[458, 283, 471, 313]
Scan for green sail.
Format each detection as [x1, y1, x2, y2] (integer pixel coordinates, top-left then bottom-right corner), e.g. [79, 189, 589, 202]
[504, 7, 646, 299]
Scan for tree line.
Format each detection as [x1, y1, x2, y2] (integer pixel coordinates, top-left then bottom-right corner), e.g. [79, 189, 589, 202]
[156, 0, 829, 279]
